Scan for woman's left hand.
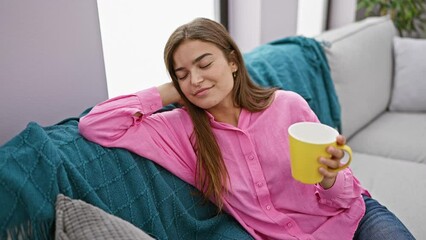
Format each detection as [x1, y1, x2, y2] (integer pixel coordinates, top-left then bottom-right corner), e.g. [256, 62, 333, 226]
[318, 135, 346, 189]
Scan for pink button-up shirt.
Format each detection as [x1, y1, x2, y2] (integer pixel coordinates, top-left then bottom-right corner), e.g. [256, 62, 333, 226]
[79, 87, 367, 240]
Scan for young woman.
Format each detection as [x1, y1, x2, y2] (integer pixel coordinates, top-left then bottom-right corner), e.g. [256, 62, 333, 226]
[79, 18, 414, 240]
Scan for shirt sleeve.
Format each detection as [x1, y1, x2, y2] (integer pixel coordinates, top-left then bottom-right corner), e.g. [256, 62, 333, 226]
[314, 168, 365, 209]
[79, 87, 162, 143]
[78, 87, 197, 184]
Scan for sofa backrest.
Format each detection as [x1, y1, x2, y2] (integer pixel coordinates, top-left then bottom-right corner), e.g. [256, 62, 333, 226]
[315, 16, 397, 139]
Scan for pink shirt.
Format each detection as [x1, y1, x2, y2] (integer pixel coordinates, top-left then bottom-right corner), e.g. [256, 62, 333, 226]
[79, 87, 367, 240]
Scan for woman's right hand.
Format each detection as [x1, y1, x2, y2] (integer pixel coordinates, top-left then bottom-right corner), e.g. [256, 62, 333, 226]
[157, 82, 183, 106]
[134, 83, 182, 118]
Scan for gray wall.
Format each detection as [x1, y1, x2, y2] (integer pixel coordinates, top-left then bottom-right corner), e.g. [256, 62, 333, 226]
[228, 0, 358, 53]
[327, 0, 357, 30]
[0, 0, 108, 145]
[260, 0, 298, 44]
[228, 0, 298, 53]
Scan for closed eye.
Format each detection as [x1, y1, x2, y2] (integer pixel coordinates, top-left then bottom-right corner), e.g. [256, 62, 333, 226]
[200, 62, 212, 69]
[177, 74, 188, 80]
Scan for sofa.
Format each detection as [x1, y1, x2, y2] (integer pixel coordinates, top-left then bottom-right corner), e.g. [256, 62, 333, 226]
[315, 16, 426, 239]
[1, 15, 425, 239]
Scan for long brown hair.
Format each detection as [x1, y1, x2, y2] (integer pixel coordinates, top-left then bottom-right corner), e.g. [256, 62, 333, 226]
[164, 18, 277, 211]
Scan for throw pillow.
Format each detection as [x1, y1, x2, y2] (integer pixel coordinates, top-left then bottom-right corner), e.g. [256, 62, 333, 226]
[389, 37, 426, 112]
[55, 194, 155, 240]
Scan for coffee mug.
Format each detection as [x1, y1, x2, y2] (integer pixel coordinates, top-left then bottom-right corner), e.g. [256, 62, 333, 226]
[288, 122, 352, 184]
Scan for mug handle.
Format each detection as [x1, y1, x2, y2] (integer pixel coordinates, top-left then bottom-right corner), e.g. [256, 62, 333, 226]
[329, 144, 352, 172]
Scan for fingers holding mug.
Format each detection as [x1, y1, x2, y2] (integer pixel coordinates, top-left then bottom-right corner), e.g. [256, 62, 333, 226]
[327, 146, 345, 161]
[288, 122, 353, 184]
[319, 156, 341, 170]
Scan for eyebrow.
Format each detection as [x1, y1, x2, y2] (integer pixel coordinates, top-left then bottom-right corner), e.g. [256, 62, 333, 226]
[174, 53, 212, 72]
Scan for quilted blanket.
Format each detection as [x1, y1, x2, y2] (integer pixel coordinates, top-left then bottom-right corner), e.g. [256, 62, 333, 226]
[0, 115, 252, 239]
[0, 36, 339, 239]
[244, 36, 341, 131]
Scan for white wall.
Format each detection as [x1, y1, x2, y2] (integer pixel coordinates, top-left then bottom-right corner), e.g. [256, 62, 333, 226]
[97, 0, 216, 98]
[98, 0, 338, 97]
[297, 0, 329, 36]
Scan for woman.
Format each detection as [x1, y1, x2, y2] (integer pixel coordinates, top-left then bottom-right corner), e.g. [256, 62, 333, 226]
[79, 17, 414, 240]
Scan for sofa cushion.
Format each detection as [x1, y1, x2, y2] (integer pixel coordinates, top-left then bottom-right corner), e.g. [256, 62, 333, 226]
[389, 37, 426, 112]
[55, 194, 155, 240]
[315, 16, 397, 138]
[348, 112, 426, 163]
[350, 152, 426, 239]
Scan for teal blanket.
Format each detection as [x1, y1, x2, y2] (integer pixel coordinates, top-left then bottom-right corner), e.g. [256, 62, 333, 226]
[0, 36, 340, 239]
[244, 36, 341, 131]
[0, 116, 252, 239]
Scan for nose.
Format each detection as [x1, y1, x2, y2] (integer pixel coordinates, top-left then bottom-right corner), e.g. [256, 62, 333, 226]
[190, 69, 204, 86]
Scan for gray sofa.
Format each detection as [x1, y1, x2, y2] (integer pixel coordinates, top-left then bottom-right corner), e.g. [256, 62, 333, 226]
[316, 16, 426, 239]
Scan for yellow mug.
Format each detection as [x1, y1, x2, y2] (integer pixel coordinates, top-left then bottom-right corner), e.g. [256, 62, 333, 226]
[288, 122, 352, 184]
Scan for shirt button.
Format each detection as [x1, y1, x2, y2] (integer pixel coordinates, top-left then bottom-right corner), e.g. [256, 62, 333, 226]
[287, 222, 293, 228]
[257, 182, 263, 187]
[248, 155, 254, 160]
[150, 104, 156, 110]
[266, 205, 271, 210]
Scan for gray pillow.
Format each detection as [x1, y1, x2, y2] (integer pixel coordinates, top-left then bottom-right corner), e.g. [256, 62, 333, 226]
[55, 194, 155, 240]
[389, 37, 426, 112]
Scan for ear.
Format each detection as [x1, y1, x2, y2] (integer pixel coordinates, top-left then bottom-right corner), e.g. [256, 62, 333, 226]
[230, 61, 238, 72]
[228, 51, 238, 72]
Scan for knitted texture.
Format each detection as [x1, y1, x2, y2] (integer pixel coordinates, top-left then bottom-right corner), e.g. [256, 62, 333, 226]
[244, 36, 341, 131]
[0, 116, 252, 240]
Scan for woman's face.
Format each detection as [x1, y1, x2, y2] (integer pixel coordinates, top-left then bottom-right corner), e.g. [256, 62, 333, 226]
[173, 40, 237, 112]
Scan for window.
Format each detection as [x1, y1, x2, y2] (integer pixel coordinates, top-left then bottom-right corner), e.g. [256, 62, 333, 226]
[97, 0, 217, 97]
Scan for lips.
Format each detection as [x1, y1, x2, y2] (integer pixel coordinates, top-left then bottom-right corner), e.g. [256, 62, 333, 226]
[193, 86, 213, 96]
